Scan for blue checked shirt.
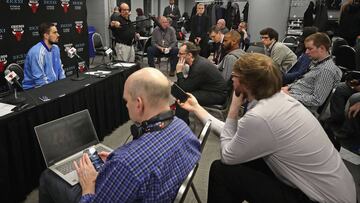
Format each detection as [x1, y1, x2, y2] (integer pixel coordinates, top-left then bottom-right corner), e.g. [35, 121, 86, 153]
[80, 117, 201, 203]
[288, 57, 342, 107]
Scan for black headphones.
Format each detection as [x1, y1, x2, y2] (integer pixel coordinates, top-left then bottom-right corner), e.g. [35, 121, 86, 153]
[130, 111, 174, 140]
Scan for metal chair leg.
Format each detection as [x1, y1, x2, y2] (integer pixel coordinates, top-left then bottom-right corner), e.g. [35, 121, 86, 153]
[191, 183, 202, 203]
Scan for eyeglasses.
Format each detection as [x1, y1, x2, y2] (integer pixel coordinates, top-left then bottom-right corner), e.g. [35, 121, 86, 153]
[260, 36, 270, 40]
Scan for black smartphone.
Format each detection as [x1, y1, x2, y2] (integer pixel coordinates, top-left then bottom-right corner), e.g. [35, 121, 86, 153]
[171, 83, 189, 103]
[85, 146, 104, 172]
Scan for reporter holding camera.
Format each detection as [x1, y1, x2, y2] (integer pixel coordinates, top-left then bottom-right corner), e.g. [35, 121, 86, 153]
[178, 53, 355, 203]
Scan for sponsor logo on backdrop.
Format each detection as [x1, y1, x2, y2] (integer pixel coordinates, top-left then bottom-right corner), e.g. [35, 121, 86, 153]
[28, 0, 39, 13]
[74, 43, 85, 53]
[78, 61, 85, 72]
[43, 0, 57, 10]
[72, 0, 83, 10]
[60, 23, 72, 33]
[11, 25, 25, 42]
[61, 0, 70, 13]
[6, 0, 23, 11]
[74, 21, 83, 34]
[28, 25, 39, 37]
[0, 55, 8, 72]
[12, 54, 26, 65]
[0, 28, 5, 40]
[64, 66, 75, 76]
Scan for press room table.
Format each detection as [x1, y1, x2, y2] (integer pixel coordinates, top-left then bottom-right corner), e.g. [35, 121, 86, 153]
[0, 64, 140, 202]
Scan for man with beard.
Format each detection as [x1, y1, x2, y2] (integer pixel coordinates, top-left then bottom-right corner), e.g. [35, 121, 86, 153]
[179, 53, 356, 203]
[23, 22, 65, 90]
[175, 41, 227, 124]
[217, 30, 245, 82]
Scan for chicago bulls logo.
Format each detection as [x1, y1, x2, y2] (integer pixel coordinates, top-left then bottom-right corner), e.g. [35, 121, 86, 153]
[78, 61, 86, 72]
[75, 21, 83, 34]
[61, 0, 70, 13]
[11, 25, 25, 42]
[0, 55, 8, 73]
[28, 0, 39, 13]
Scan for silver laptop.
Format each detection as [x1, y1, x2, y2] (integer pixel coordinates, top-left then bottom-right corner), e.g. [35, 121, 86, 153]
[35, 109, 113, 186]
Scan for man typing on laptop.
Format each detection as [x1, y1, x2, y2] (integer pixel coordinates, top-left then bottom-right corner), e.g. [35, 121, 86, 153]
[38, 68, 201, 202]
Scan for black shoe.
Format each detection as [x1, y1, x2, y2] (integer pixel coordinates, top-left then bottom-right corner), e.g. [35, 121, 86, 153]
[169, 71, 175, 77]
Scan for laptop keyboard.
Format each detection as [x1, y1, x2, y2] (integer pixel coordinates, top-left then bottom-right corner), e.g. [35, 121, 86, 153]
[55, 145, 110, 175]
[55, 157, 81, 175]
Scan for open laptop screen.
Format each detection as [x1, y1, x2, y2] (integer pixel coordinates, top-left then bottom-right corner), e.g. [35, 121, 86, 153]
[35, 109, 99, 166]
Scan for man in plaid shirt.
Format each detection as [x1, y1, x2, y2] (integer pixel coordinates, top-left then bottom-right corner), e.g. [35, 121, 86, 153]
[282, 32, 342, 111]
[39, 68, 201, 203]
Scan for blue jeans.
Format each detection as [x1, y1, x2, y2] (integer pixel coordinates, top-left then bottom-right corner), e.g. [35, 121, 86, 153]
[147, 46, 179, 72]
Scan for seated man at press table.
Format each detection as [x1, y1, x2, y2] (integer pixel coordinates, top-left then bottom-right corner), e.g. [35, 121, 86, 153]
[22, 22, 65, 90]
[39, 68, 201, 202]
[147, 16, 179, 76]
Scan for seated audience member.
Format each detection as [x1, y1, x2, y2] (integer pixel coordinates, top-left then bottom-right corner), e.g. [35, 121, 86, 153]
[135, 8, 150, 36]
[209, 26, 225, 65]
[175, 42, 227, 124]
[237, 22, 250, 51]
[189, 3, 211, 58]
[282, 32, 342, 110]
[179, 53, 356, 203]
[217, 30, 245, 82]
[23, 22, 65, 90]
[147, 16, 179, 76]
[328, 80, 360, 138]
[283, 27, 318, 85]
[38, 68, 201, 202]
[216, 19, 229, 34]
[260, 27, 297, 73]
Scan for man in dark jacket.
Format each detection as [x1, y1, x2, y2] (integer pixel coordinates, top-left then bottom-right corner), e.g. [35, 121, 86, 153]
[175, 42, 227, 124]
[163, 0, 181, 29]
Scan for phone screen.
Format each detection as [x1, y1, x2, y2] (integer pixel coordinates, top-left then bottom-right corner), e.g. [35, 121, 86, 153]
[171, 83, 189, 103]
[85, 147, 104, 172]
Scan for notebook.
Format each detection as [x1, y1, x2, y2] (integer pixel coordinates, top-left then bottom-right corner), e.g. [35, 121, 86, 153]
[35, 109, 112, 185]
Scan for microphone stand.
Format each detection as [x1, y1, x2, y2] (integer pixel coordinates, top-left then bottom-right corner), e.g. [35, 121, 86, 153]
[5, 85, 26, 104]
[71, 52, 86, 81]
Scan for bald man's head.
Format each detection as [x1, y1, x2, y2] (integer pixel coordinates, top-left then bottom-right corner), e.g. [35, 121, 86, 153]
[125, 68, 171, 107]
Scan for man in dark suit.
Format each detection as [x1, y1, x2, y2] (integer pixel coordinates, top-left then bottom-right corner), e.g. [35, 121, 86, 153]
[163, 0, 181, 29]
[175, 41, 227, 124]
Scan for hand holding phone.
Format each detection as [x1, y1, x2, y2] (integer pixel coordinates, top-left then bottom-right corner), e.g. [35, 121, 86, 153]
[171, 83, 189, 103]
[85, 147, 104, 172]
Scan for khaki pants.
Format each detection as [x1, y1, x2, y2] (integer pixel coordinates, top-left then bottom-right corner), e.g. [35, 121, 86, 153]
[115, 43, 135, 62]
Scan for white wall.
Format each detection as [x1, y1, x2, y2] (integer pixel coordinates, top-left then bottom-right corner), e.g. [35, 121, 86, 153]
[87, 0, 111, 47]
[248, 0, 291, 42]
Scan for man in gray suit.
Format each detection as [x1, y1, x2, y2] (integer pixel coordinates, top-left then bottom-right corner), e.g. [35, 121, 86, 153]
[163, 0, 181, 29]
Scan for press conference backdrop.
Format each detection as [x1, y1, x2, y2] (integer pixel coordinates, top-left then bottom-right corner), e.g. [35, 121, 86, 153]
[0, 0, 89, 78]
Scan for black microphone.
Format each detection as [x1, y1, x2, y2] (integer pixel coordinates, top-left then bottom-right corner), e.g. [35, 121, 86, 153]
[4, 69, 40, 107]
[4, 69, 23, 90]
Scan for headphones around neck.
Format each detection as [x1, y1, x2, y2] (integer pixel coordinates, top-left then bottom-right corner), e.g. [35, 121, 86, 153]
[130, 111, 174, 140]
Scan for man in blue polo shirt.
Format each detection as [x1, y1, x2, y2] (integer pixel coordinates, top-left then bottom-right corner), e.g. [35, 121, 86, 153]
[22, 22, 65, 90]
